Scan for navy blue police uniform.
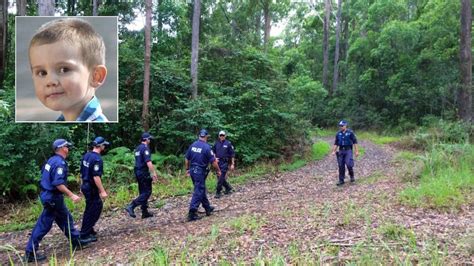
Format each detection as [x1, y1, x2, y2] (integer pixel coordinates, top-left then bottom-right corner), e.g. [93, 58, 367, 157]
[80, 137, 108, 239]
[334, 123, 358, 184]
[186, 132, 216, 219]
[25, 139, 89, 262]
[125, 132, 155, 218]
[212, 135, 235, 196]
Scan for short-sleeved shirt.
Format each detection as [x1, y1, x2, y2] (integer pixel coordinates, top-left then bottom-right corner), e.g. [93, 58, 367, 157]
[40, 154, 68, 195]
[334, 129, 358, 147]
[80, 151, 103, 185]
[212, 139, 235, 160]
[185, 140, 216, 169]
[56, 96, 108, 122]
[134, 143, 152, 176]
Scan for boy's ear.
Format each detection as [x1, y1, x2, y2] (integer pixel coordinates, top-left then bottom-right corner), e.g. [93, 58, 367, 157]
[90, 65, 107, 88]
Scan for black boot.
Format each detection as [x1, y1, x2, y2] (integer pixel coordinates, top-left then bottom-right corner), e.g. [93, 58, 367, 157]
[350, 176, 355, 183]
[187, 209, 200, 222]
[125, 203, 136, 218]
[336, 181, 345, 186]
[142, 209, 154, 219]
[205, 206, 215, 216]
[71, 237, 92, 250]
[23, 252, 47, 263]
[214, 193, 222, 199]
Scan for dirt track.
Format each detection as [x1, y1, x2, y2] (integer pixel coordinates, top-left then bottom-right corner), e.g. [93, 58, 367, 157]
[1, 139, 472, 264]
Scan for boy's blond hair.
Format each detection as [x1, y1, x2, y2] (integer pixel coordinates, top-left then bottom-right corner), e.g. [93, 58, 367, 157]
[29, 18, 105, 69]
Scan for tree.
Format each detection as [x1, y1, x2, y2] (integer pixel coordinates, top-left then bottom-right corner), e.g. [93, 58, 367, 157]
[38, 0, 54, 16]
[332, 0, 342, 94]
[0, 0, 6, 89]
[191, 0, 201, 99]
[262, 0, 271, 52]
[92, 0, 98, 16]
[17, 0, 26, 16]
[142, 0, 152, 130]
[322, 0, 331, 91]
[459, 0, 472, 122]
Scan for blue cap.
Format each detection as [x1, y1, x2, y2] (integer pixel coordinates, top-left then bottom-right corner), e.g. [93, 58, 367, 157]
[52, 139, 73, 150]
[338, 120, 348, 126]
[141, 132, 154, 140]
[199, 129, 209, 137]
[92, 136, 109, 146]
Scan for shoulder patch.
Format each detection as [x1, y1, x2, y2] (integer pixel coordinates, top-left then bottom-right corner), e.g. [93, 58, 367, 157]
[145, 150, 149, 155]
[45, 164, 51, 172]
[94, 164, 100, 171]
[57, 167, 64, 175]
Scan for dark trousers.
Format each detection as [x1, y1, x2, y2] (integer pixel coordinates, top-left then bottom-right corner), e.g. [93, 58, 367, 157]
[216, 161, 232, 194]
[189, 167, 211, 211]
[337, 150, 354, 182]
[80, 183, 103, 237]
[26, 195, 80, 253]
[132, 175, 152, 210]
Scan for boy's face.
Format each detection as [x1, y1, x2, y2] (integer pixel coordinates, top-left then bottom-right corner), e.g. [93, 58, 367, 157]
[29, 40, 95, 113]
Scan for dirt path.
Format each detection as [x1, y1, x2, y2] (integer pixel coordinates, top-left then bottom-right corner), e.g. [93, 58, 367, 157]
[1, 139, 472, 264]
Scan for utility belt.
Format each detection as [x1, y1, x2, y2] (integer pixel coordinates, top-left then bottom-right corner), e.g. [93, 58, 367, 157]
[339, 146, 352, 151]
[218, 158, 229, 163]
[41, 188, 62, 195]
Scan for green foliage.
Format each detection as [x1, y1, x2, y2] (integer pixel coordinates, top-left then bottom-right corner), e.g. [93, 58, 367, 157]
[279, 158, 307, 172]
[311, 141, 330, 160]
[399, 143, 474, 209]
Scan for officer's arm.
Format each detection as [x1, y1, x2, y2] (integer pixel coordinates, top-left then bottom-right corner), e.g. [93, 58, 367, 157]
[56, 184, 80, 202]
[93, 176, 107, 198]
[146, 161, 158, 178]
[212, 159, 221, 176]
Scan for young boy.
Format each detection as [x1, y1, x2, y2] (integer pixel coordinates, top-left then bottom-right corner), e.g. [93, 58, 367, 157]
[29, 18, 108, 122]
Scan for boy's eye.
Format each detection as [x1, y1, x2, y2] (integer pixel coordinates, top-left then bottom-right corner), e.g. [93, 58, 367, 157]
[36, 70, 47, 77]
[59, 67, 70, 73]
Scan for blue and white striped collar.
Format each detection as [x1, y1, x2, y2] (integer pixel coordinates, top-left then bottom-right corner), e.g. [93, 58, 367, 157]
[56, 96, 108, 122]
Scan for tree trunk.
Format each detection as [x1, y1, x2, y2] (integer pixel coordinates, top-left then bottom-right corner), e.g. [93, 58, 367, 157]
[0, 0, 7, 89]
[142, 0, 152, 131]
[67, 0, 76, 16]
[17, 0, 26, 16]
[459, 0, 472, 122]
[191, 0, 201, 100]
[92, 0, 98, 16]
[38, 0, 54, 16]
[263, 0, 271, 52]
[322, 0, 331, 91]
[255, 10, 261, 46]
[332, 0, 342, 94]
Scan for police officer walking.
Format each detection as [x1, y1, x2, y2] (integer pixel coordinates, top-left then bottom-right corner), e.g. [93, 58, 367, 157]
[125, 132, 158, 219]
[24, 139, 92, 263]
[331, 120, 359, 186]
[185, 129, 221, 221]
[80, 136, 109, 242]
[212, 130, 235, 198]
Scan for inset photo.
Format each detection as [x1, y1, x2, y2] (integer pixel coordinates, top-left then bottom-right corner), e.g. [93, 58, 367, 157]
[15, 16, 118, 122]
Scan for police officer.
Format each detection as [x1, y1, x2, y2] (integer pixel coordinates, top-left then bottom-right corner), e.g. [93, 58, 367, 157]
[24, 139, 92, 263]
[185, 129, 221, 221]
[80, 136, 109, 242]
[331, 120, 359, 186]
[212, 130, 235, 198]
[125, 132, 158, 219]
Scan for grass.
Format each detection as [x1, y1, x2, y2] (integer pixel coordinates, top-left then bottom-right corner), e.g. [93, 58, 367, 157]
[311, 141, 331, 160]
[357, 132, 402, 145]
[399, 143, 474, 209]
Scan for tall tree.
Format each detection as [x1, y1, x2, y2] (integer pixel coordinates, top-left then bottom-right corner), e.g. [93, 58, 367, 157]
[17, 0, 26, 16]
[0, 0, 7, 89]
[142, 0, 152, 130]
[38, 0, 54, 16]
[92, 0, 98, 16]
[332, 0, 342, 94]
[459, 0, 472, 122]
[262, 0, 271, 52]
[322, 0, 331, 90]
[191, 0, 201, 99]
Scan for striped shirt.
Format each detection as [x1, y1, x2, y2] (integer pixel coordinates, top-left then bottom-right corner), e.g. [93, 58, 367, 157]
[56, 96, 108, 122]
